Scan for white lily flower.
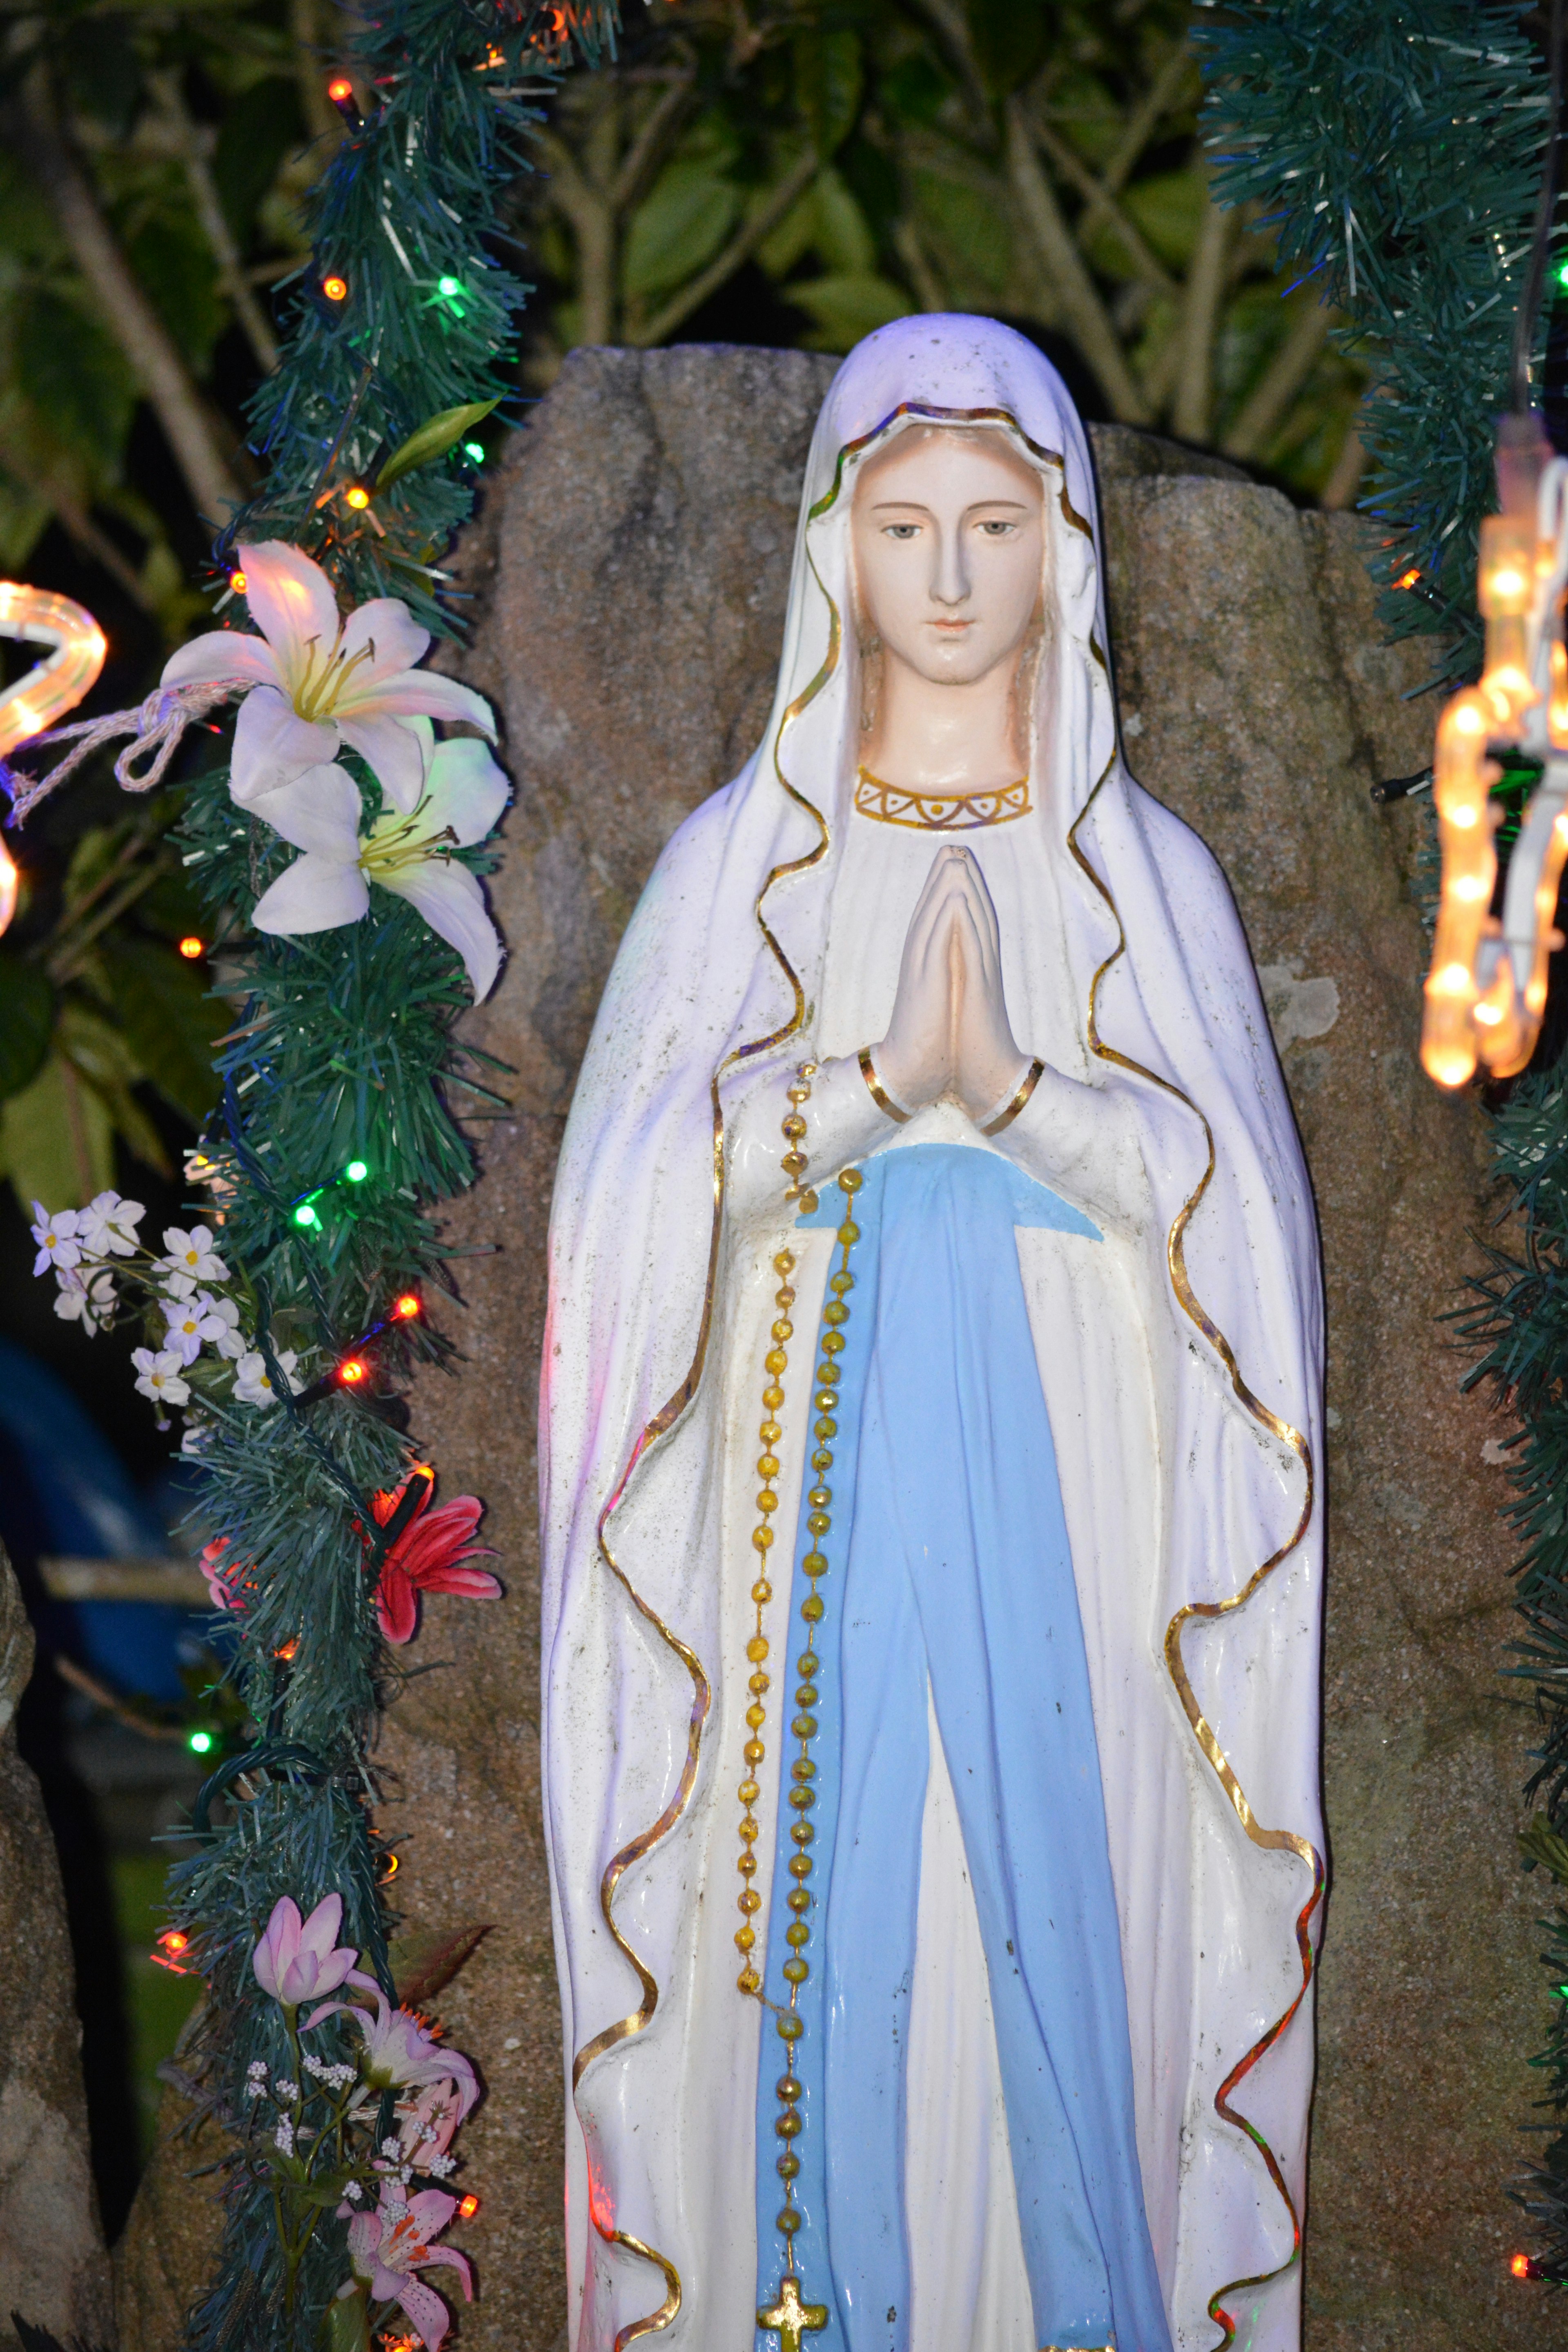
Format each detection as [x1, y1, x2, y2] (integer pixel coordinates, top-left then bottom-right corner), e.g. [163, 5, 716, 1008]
[78, 1189, 145, 1258]
[162, 1290, 229, 1367]
[133, 1348, 191, 1408]
[233, 1349, 298, 1407]
[31, 1204, 82, 1276]
[160, 541, 494, 815]
[158, 1225, 229, 1285]
[249, 726, 510, 1001]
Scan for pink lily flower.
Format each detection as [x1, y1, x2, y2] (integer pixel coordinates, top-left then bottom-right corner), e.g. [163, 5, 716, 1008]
[160, 541, 494, 815]
[251, 1893, 361, 2009]
[369, 1475, 501, 1646]
[303, 1982, 479, 2120]
[345, 2187, 472, 2352]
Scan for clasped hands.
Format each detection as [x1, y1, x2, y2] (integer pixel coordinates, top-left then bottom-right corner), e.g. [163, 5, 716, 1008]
[872, 845, 1031, 1125]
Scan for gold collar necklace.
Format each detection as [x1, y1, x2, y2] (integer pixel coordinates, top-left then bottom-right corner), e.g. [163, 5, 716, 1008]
[853, 764, 1031, 832]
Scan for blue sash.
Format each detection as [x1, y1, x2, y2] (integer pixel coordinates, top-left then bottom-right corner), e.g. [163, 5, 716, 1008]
[753, 1143, 1170, 2352]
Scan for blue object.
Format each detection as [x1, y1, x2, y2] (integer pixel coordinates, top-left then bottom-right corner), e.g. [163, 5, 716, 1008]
[0, 1335, 203, 1702]
[753, 1145, 1170, 2352]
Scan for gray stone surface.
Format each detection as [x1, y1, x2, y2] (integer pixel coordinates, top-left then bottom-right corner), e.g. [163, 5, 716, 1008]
[116, 346, 1561, 2349]
[0, 1545, 116, 2350]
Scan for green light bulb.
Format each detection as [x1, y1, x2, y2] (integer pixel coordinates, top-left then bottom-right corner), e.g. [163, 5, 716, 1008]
[439, 275, 462, 298]
[463, 441, 485, 464]
[187, 1729, 214, 1755]
[345, 1159, 369, 1183]
[294, 1202, 318, 1228]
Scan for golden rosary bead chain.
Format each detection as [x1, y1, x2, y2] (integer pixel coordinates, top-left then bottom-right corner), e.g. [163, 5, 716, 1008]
[766, 1167, 862, 2283]
[735, 1058, 823, 1991]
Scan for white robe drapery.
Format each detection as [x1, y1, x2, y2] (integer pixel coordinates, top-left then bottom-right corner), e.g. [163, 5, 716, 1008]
[540, 316, 1325, 2352]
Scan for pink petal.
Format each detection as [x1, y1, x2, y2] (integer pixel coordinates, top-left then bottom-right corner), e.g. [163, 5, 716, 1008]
[334, 668, 495, 736]
[252, 852, 370, 937]
[346, 2210, 380, 2272]
[416, 1564, 502, 1601]
[238, 541, 343, 675]
[161, 631, 280, 691]
[338, 596, 430, 680]
[336, 712, 429, 813]
[380, 860, 501, 1000]
[396, 2278, 453, 2350]
[231, 686, 339, 806]
[376, 1561, 419, 1646]
[301, 1996, 355, 2031]
[421, 2245, 474, 2298]
[298, 1892, 344, 1953]
[421, 737, 510, 848]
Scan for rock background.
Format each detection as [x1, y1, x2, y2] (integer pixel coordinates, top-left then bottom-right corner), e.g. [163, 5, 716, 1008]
[113, 346, 1559, 2350]
[0, 1544, 116, 2351]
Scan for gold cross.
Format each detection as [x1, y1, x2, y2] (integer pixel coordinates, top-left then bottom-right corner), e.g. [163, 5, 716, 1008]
[757, 2273, 828, 2352]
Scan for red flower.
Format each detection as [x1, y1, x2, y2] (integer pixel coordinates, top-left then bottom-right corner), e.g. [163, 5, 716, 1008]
[370, 1476, 500, 1645]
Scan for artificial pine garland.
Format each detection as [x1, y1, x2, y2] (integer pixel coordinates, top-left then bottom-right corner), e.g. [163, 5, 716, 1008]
[1196, 0, 1551, 670]
[17, 4, 622, 2348]
[1200, 0, 1568, 2290]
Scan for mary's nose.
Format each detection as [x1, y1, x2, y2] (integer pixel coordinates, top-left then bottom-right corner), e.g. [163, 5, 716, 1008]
[930, 523, 970, 608]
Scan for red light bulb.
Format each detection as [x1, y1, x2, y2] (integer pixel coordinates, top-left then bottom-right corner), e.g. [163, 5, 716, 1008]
[393, 1293, 421, 1319]
[339, 1357, 367, 1386]
[457, 2192, 481, 2220]
[1511, 2252, 1538, 2280]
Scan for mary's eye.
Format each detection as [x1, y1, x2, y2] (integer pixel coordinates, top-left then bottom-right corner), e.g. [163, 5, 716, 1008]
[883, 523, 920, 540]
[978, 520, 1017, 537]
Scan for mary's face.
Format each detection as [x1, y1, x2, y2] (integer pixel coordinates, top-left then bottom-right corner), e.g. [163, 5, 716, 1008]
[849, 427, 1044, 690]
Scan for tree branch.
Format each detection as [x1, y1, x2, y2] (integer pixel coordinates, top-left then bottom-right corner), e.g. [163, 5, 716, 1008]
[632, 147, 819, 350]
[1220, 300, 1333, 461]
[11, 78, 244, 524]
[1031, 116, 1176, 297]
[1097, 39, 1198, 198]
[609, 68, 697, 215]
[149, 72, 279, 374]
[537, 123, 618, 345]
[1003, 99, 1149, 424]
[1170, 170, 1236, 442]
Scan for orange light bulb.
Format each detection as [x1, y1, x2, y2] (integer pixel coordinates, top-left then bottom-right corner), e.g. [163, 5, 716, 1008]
[229, 569, 247, 594]
[178, 935, 205, 960]
[457, 2192, 481, 2220]
[328, 75, 354, 101]
[0, 837, 16, 939]
[1511, 2252, 1536, 2280]
[274, 1637, 299, 1662]
[323, 275, 348, 302]
[345, 484, 371, 510]
[393, 1293, 421, 1319]
[339, 1357, 367, 1385]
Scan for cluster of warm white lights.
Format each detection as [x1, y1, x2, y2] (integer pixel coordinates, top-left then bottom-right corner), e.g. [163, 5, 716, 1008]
[1424, 416, 1568, 1087]
[0, 581, 107, 936]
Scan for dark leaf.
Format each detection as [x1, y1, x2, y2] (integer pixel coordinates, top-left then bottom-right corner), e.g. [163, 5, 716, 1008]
[98, 935, 225, 1125]
[964, 0, 1048, 100]
[0, 953, 54, 1101]
[794, 28, 864, 158]
[389, 1921, 494, 2011]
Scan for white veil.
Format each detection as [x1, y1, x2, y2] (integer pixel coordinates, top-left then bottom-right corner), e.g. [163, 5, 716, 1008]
[541, 316, 1325, 2352]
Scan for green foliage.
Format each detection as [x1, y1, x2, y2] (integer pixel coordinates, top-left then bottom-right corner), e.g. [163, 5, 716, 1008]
[223, 1, 618, 635]
[374, 396, 502, 492]
[1196, 0, 1551, 665]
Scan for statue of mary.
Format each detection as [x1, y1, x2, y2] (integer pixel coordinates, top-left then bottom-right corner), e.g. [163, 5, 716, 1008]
[541, 317, 1324, 2352]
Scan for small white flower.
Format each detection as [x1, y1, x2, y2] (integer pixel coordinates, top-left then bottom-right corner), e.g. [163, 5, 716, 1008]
[342, 2178, 363, 2204]
[162, 1290, 229, 1368]
[180, 1419, 211, 1458]
[158, 1224, 228, 1284]
[54, 1267, 116, 1335]
[380, 2136, 402, 2158]
[427, 2151, 455, 2178]
[232, 1349, 298, 1408]
[133, 1348, 191, 1408]
[274, 2078, 299, 2103]
[303, 2055, 327, 2080]
[204, 1294, 247, 1361]
[78, 1189, 145, 1258]
[247, 2060, 268, 2079]
[274, 2117, 294, 2156]
[30, 1204, 82, 1276]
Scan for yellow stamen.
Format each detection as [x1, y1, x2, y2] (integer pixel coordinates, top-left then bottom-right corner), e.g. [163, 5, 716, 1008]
[290, 624, 380, 722]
